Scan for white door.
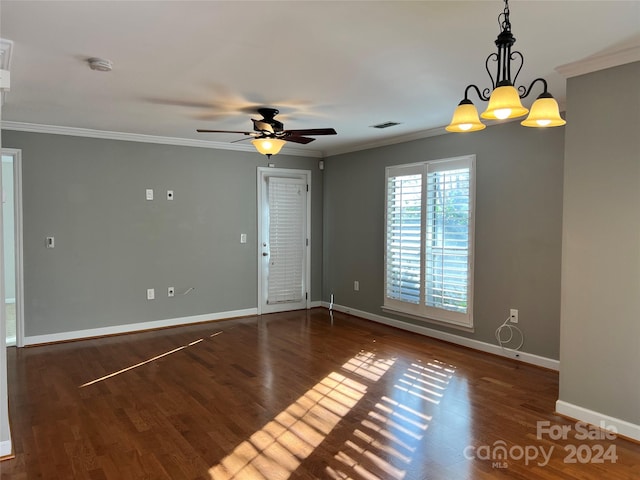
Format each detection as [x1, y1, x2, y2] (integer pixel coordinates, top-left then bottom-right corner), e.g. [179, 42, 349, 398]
[257, 168, 310, 314]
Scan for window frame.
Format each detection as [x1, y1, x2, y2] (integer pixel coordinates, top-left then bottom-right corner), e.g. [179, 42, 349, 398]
[383, 155, 476, 330]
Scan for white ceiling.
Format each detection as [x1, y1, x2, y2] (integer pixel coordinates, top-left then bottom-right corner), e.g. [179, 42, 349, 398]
[1, 1, 639, 157]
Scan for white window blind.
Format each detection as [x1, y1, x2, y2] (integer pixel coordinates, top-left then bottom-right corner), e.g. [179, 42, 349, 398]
[267, 177, 306, 304]
[425, 163, 471, 314]
[384, 156, 475, 328]
[386, 168, 422, 305]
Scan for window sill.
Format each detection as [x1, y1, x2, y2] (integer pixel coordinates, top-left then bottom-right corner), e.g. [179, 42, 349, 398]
[381, 306, 475, 333]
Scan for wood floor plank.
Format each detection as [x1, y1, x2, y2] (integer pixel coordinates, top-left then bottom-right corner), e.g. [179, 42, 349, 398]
[1, 308, 639, 479]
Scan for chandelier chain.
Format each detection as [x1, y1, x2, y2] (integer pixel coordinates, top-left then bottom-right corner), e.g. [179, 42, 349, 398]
[499, 0, 511, 32]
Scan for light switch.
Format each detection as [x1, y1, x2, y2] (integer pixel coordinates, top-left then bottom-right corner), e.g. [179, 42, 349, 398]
[146, 189, 154, 201]
[46, 237, 55, 248]
[240, 233, 247, 244]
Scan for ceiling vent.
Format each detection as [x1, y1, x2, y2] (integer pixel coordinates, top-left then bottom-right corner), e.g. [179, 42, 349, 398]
[88, 57, 113, 72]
[371, 121, 401, 129]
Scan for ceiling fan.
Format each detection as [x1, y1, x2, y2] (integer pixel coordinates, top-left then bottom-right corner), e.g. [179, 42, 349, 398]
[197, 107, 337, 157]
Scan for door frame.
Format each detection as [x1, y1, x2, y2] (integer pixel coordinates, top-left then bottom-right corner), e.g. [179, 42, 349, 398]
[1, 148, 24, 347]
[256, 167, 311, 315]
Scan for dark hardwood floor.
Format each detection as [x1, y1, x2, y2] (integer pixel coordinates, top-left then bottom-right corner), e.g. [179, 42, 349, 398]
[1, 309, 639, 479]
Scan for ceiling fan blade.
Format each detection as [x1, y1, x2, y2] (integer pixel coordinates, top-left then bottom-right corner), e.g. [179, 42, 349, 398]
[284, 135, 316, 145]
[284, 128, 337, 136]
[196, 129, 253, 134]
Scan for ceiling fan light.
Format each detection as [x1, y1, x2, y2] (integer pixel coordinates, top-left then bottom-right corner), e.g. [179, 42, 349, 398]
[521, 94, 566, 127]
[446, 100, 486, 133]
[481, 85, 529, 120]
[252, 138, 286, 157]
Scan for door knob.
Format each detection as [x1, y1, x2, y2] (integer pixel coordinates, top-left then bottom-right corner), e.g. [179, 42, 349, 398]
[262, 252, 269, 256]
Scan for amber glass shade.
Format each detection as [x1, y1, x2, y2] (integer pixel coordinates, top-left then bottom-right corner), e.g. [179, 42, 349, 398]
[521, 95, 566, 127]
[481, 85, 529, 120]
[252, 138, 286, 156]
[446, 101, 486, 132]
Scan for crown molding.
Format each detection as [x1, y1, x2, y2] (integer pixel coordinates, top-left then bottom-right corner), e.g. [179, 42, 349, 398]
[0, 121, 324, 158]
[556, 45, 640, 78]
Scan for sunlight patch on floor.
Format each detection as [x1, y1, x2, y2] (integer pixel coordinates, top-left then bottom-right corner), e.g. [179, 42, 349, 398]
[326, 359, 457, 479]
[342, 351, 395, 382]
[392, 360, 455, 404]
[208, 351, 395, 480]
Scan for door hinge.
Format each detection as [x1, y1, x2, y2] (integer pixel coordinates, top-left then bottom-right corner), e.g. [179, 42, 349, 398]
[305, 292, 308, 300]
[306, 184, 309, 192]
[306, 238, 309, 246]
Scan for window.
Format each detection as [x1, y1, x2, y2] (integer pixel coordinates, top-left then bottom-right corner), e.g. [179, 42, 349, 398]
[384, 155, 475, 329]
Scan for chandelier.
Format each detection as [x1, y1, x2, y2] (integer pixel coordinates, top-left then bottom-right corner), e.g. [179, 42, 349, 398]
[446, 0, 566, 133]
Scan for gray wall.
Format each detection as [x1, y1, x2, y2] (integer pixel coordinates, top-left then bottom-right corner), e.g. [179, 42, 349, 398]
[323, 120, 565, 360]
[2, 131, 324, 337]
[559, 61, 640, 424]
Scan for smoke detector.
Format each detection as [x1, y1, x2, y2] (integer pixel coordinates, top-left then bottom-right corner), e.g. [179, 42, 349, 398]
[87, 57, 113, 72]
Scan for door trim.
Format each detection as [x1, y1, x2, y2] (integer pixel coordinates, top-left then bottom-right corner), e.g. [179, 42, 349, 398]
[257, 167, 311, 315]
[1, 148, 24, 347]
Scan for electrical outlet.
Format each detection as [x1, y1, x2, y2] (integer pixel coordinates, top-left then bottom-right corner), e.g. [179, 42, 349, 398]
[147, 288, 155, 300]
[354, 280, 360, 291]
[510, 308, 519, 323]
[168, 287, 175, 297]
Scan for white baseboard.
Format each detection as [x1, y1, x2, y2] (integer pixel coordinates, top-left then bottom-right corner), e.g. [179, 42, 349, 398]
[23, 308, 258, 346]
[0, 439, 12, 457]
[556, 400, 640, 442]
[309, 301, 323, 308]
[323, 302, 560, 371]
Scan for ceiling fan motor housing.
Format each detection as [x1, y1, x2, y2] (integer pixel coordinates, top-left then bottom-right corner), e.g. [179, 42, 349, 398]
[255, 108, 284, 133]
